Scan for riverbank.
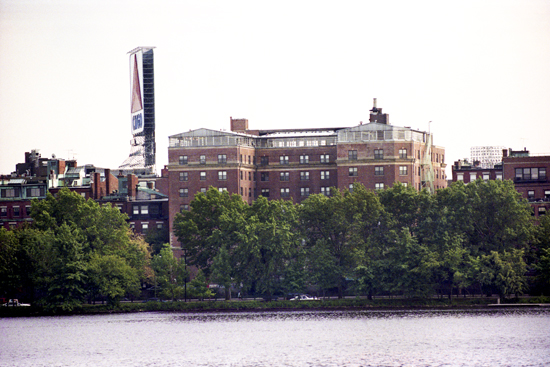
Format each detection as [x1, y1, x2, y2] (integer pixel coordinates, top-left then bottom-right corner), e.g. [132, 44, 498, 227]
[2, 296, 550, 317]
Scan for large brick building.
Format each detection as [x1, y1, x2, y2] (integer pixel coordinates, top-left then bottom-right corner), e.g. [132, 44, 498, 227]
[167, 102, 447, 245]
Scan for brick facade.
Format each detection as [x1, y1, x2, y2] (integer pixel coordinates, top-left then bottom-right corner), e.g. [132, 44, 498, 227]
[167, 106, 447, 247]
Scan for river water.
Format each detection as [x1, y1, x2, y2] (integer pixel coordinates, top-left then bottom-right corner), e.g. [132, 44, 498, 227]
[2, 308, 549, 367]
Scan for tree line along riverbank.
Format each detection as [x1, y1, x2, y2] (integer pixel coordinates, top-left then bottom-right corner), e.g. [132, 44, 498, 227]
[1, 179, 550, 314]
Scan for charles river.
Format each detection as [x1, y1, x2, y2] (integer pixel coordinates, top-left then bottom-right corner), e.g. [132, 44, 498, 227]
[2, 308, 549, 367]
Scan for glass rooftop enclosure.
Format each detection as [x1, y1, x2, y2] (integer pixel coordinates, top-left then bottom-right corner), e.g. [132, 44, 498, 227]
[169, 123, 431, 149]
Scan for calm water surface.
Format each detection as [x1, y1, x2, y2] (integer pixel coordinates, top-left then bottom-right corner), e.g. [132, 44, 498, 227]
[2, 308, 549, 367]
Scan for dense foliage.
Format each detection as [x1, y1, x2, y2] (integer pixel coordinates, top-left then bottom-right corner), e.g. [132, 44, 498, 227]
[0, 189, 151, 312]
[2, 179, 549, 312]
[174, 180, 548, 301]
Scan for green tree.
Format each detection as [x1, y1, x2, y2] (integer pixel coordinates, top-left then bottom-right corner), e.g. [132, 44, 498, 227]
[210, 245, 233, 300]
[189, 269, 214, 300]
[42, 224, 88, 312]
[374, 228, 438, 298]
[300, 184, 383, 298]
[88, 253, 140, 306]
[0, 228, 20, 298]
[233, 197, 300, 299]
[472, 249, 527, 300]
[26, 188, 150, 309]
[173, 188, 247, 277]
[151, 244, 187, 301]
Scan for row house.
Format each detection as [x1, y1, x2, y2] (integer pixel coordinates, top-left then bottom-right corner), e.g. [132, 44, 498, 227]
[452, 148, 550, 218]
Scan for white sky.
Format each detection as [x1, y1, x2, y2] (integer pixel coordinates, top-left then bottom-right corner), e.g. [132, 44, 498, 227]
[1, 0, 549, 177]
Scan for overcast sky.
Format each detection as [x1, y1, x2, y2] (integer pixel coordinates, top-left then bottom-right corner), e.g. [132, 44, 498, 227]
[1, 0, 549, 177]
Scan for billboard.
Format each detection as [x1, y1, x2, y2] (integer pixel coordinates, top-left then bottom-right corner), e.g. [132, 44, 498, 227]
[130, 51, 144, 135]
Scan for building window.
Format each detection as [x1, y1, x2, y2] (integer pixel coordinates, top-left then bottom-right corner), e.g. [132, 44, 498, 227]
[240, 187, 243, 195]
[0, 206, 6, 217]
[179, 172, 188, 181]
[179, 188, 188, 197]
[528, 190, 535, 200]
[483, 173, 490, 181]
[516, 167, 547, 181]
[133, 206, 140, 215]
[496, 172, 503, 180]
[142, 223, 149, 231]
[179, 155, 188, 165]
[539, 207, 547, 216]
[375, 166, 384, 176]
[218, 187, 227, 192]
[261, 188, 270, 197]
[300, 187, 310, 197]
[1, 188, 19, 198]
[545, 190, 550, 200]
[399, 166, 408, 176]
[218, 171, 227, 180]
[200, 171, 206, 180]
[248, 188, 251, 197]
[27, 187, 44, 197]
[261, 172, 269, 181]
[457, 173, 464, 181]
[348, 150, 357, 161]
[261, 156, 269, 165]
[320, 154, 329, 163]
[321, 171, 330, 180]
[199, 155, 206, 164]
[349, 167, 358, 177]
[321, 187, 330, 196]
[25, 205, 31, 215]
[157, 223, 163, 229]
[280, 172, 290, 181]
[300, 155, 309, 164]
[470, 173, 477, 182]
[349, 183, 354, 193]
[201, 187, 207, 193]
[300, 171, 310, 181]
[280, 155, 289, 165]
[13, 206, 20, 217]
[218, 154, 227, 164]
[399, 149, 407, 159]
[280, 188, 290, 198]
[141, 205, 148, 215]
[375, 183, 384, 190]
[374, 149, 384, 159]
[180, 204, 189, 212]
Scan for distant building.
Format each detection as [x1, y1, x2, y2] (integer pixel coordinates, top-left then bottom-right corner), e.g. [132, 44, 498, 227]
[167, 100, 447, 246]
[1, 151, 169, 234]
[452, 148, 550, 218]
[470, 146, 506, 169]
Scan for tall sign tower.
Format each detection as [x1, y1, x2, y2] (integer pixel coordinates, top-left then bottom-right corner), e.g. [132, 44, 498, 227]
[119, 47, 156, 174]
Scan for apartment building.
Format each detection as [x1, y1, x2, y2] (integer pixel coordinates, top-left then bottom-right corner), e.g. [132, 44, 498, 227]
[167, 102, 447, 244]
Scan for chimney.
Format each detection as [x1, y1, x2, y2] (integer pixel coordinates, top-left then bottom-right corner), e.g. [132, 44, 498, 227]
[127, 174, 138, 200]
[92, 172, 101, 200]
[230, 117, 249, 133]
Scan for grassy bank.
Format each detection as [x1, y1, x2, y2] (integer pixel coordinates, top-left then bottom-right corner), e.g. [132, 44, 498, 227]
[2, 296, 549, 317]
